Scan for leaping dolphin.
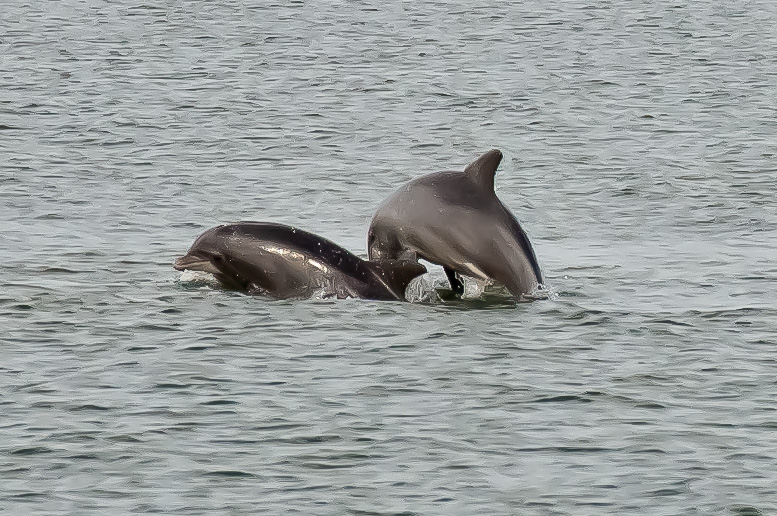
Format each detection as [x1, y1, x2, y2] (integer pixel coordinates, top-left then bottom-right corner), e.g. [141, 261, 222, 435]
[367, 149, 543, 299]
[175, 222, 426, 301]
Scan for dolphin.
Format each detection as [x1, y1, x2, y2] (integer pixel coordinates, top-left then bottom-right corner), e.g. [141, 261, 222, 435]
[367, 149, 543, 299]
[175, 222, 426, 300]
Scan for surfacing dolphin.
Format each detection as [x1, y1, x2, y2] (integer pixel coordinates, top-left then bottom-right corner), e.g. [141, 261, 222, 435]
[175, 222, 426, 300]
[367, 149, 543, 299]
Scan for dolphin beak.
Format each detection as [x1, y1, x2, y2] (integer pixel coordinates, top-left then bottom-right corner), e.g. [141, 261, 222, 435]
[174, 253, 214, 272]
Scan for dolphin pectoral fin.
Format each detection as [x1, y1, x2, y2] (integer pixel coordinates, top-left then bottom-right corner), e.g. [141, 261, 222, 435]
[444, 267, 464, 295]
[463, 149, 502, 192]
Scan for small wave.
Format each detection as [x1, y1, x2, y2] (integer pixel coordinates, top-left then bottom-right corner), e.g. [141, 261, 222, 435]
[406, 270, 549, 306]
[404, 275, 442, 304]
[203, 470, 257, 478]
[178, 268, 548, 306]
[176, 270, 219, 289]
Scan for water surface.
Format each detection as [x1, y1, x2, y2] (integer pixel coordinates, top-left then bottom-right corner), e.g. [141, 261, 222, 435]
[2, 1, 777, 514]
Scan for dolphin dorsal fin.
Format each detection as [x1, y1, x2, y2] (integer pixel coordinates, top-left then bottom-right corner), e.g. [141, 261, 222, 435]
[464, 149, 503, 192]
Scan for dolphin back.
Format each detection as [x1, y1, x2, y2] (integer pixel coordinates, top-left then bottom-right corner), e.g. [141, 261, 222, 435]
[499, 202, 544, 287]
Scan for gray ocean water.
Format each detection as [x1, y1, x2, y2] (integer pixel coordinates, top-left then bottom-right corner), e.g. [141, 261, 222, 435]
[2, 1, 777, 514]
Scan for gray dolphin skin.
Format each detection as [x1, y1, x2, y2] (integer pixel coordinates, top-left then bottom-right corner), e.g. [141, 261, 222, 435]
[367, 149, 543, 299]
[175, 222, 427, 300]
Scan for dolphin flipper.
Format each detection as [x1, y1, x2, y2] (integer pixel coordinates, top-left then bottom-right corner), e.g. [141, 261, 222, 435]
[444, 267, 464, 295]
